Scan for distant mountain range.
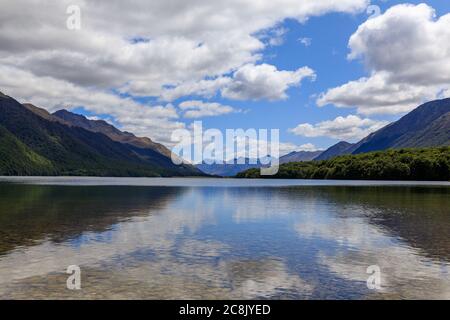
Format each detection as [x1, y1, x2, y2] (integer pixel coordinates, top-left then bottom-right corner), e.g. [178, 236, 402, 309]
[314, 98, 450, 160]
[196, 158, 265, 177]
[196, 151, 322, 177]
[198, 98, 449, 176]
[0, 92, 202, 176]
[1, 91, 449, 177]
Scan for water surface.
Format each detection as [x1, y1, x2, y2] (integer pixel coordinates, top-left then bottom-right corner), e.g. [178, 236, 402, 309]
[0, 177, 449, 299]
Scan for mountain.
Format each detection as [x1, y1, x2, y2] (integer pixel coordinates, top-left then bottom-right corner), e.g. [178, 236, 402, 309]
[22, 104, 174, 159]
[0, 124, 56, 175]
[23, 103, 66, 124]
[353, 98, 450, 154]
[0, 93, 203, 176]
[314, 98, 450, 160]
[314, 141, 354, 161]
[196, 158, 265, 177]
[279, 150, 323, 164]
[237, 147, 450, 181]
[197, 151, 323, 176]
[52, 110, 172, 158]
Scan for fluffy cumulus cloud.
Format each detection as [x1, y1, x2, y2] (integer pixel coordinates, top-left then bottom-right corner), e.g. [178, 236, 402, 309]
[318, 3, 450, 115]
[317, 72, 439, 115]
[163, 63, 316, 102]
[0, 0, 368, 95]
[179, 101, 240, 118]
[0, 0, 369, 144]
[0, 65, 182, 145]
[222, 64, 316, 101]
[159, 78, 232, 102]
[289, 115, 388, 141]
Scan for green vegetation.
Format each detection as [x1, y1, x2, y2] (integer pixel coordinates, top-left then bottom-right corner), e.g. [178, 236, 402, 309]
[236, 147, 450, 181]
[0, 95, 203, 177]
[0, 120, 173, 177]
[0, 125, 57, 175]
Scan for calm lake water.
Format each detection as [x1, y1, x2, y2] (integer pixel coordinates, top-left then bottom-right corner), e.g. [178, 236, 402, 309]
[0, 177, 449, 299]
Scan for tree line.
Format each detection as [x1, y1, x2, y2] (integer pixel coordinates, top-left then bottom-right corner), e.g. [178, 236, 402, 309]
[236, 147, 450, 181]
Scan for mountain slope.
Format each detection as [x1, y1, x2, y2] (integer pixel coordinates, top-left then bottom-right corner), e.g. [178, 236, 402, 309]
[410, 112, 450, 147]
[314, 141, 354, 161]
[0, 125, 56, 175]
[353, 98, 450, 154]
[312, 98, 450, 160]
[0, 93, 202, 176]
[23, 103, 67, 124]
[52, 109, 172, 158]
[279, 150, 323, 164]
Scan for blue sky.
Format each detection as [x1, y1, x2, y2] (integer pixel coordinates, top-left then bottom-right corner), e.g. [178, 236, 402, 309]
[1, 0, 449, 155]
[164, 0, 448, 151]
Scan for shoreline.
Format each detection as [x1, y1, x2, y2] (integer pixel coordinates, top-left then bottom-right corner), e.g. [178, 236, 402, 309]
[1, 176, 449, 187]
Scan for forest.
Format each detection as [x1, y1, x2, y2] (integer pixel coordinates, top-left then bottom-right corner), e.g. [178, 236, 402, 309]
[236, 147, 450, 181]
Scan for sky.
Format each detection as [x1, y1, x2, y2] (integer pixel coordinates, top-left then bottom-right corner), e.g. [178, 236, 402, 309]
[0, 0, 449, 156]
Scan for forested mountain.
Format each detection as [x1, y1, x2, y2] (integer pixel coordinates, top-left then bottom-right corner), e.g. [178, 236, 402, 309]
[0, 93, 203, 177]
[2, 90, 449, 178]
[311, 98, 450, 161]
[237, 147, 450, 181]
[52, 109, 173, 158]
[237, 99, 449, 179]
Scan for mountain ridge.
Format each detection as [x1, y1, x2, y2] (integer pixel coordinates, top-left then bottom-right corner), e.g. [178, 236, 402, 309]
[353, 98, 450, 154]
[197, 151, 323, 176]
[0, 93, 202, 176]
[1, 91, 449, 177]
[314, 141, 354, 161]
[52, 109, 173, 158]
[312, 98, 450, 161]
[280, 150, 323, 164]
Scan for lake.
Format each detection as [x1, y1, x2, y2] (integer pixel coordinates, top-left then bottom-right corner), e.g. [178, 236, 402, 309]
[0, 177, 449, 299]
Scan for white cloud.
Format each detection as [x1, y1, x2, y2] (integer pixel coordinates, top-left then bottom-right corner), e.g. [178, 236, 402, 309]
[159, 78, 232, 102]
[0, 0, 368, 96]
[0, 65, 183, 145]
[318, 4, 450, 115]
[298, 37, 312, 47]
[174, 126, 319, 163]
[0, 0, 369, 144]
[348, 3, 450, 86]
[227, 138, 318, 161]
[289, 115, 388, 141]
[162, 63, 316, 102]
[222, 64, 316, 101]
[266, 27, 289, 47]
[293, 143, 318, 152]
[317, 72, 439, 115]
[179, 100, 240, 118]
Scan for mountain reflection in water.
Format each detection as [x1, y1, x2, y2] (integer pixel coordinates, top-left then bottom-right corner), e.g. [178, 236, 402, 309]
[0, 180, 448, 299]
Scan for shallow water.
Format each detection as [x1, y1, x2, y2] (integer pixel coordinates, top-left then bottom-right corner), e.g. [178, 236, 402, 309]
[0, 178, 449, 299]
